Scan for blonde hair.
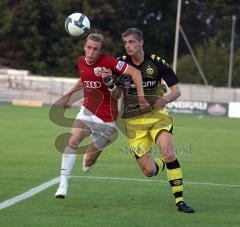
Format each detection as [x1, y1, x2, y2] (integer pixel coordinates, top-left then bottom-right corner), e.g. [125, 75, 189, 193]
[85, 33, 104, 49]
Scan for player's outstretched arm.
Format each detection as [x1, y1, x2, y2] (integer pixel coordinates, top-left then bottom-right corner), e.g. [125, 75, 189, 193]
[61, 79, 82, 108]
[154, 84, 181, 109]
[162, 84, 181, 103]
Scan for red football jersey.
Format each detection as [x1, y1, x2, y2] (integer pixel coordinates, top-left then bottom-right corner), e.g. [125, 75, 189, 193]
[77, 54, 128, 122]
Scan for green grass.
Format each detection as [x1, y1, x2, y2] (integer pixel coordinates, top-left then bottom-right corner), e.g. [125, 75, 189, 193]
[0, 104, 240, 226]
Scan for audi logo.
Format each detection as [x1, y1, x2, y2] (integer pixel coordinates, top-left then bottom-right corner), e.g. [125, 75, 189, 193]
[84, 81, 102, 88]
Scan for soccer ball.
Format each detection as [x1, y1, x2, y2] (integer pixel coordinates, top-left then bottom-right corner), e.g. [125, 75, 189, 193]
[65, 12, 90, 37]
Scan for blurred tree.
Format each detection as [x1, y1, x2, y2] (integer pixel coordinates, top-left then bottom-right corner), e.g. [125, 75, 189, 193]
[232, 48, 240, 87]
[178, 0, 240, 87]
[0, 0, 239, 87]
[48, 0, 121, 76]
[0, 0, 53, 74]
[0, 0, 121, 76]
[180, 0, 240, 54]
[111, 0, 176, 61]
[177, 37, 240, 87]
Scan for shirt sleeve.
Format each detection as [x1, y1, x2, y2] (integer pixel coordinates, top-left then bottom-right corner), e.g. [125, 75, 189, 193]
[105, 56, 128, 75]
[157, 60, 179, 87]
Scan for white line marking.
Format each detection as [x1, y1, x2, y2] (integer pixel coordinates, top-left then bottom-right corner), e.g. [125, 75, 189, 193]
[0, 177, 60, 210]
[71, 175, 240, 188]
[176, 126, 238, 134]
[1, 175, 239, 210]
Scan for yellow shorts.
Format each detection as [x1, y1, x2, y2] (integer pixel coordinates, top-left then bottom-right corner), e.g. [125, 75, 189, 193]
[124, 109, 173, 158]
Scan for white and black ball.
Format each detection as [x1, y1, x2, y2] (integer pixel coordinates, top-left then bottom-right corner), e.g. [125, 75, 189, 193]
[65, 12, 90, 37]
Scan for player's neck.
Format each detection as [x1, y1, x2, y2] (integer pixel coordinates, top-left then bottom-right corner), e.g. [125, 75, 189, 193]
[85, 57, 96, 65]
[131, 49, 144, 65]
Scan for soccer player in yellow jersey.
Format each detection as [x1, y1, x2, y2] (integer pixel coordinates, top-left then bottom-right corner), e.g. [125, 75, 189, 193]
[104, 28, 194, 213]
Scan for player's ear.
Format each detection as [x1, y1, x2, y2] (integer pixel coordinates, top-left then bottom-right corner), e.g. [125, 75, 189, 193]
[101, 44, 105, 52]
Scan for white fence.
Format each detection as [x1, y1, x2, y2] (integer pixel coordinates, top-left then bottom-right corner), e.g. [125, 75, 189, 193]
[0, 69, 240, 105]
[0, 69, 77, 105]
[179, 84, 240, 102]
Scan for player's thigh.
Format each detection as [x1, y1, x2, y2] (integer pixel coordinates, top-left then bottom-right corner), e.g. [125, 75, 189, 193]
[70, 119, 91, 146]
[128, 133, 153, 158]
[94, 121, 118, 142]
[124, 118, 153, 157]
[150, 111, 173, 141]
[155, 130, 176, 162]
[91, 123, 117, 151]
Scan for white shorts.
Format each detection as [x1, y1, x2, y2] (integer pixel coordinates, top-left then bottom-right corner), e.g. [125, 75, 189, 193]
[76, 106, 117, 149]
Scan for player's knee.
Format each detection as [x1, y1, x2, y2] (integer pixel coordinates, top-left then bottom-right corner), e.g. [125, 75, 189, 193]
[94, 127, 118, 149]
[160, 146, 176, 162]
[84, 154, 96, 166]
[69, 135, 80, 148]
[163, 151, 176, 163]
[143, 168, 156, 177]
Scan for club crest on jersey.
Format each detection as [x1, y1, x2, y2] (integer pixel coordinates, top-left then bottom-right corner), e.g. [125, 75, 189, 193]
[116, 61, 124, 70]
[94, 67, 102, 76]
[146, 67, 154, 76]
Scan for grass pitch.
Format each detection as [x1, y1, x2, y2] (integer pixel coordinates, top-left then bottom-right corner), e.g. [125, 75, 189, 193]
[0, 104, 240, 226]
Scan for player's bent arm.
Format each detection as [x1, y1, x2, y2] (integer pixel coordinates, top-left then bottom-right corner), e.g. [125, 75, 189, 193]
[124, 65, 151, 112]
[124, 65, 144, 98]
[67, 79, 82, 96]
[162, 84, 181, 103]
[61, 79, 82, 108]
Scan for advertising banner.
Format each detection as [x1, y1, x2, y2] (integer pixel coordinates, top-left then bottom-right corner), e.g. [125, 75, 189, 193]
[228, 102, 240, 118]
[167, 100, 228, 117]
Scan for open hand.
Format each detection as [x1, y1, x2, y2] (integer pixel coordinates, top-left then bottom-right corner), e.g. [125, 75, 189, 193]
[153, 97, 167, 110]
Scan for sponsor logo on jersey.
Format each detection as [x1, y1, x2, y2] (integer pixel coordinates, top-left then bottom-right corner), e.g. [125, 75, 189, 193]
[84, 81, 102, 88]
[131, 80, 157, 88]
[146, 67, 154, 76]
[94, 67, 102, 76]
[116, 61, 125, 70]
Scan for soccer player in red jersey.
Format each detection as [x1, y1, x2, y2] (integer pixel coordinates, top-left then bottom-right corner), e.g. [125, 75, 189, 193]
[55, 33, 150, 198]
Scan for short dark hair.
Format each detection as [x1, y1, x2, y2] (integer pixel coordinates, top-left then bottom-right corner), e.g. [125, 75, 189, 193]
[121, 28, 143, 40]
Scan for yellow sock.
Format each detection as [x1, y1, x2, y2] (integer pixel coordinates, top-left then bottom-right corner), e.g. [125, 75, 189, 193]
[166, 159, 184, 204]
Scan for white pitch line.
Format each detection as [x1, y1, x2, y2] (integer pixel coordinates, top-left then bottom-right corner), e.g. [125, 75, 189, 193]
[1, 175, 239, 210]
[71, 175, 240, 188]
[176, 126, 238, 134]
[0, 177, 60, 210]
